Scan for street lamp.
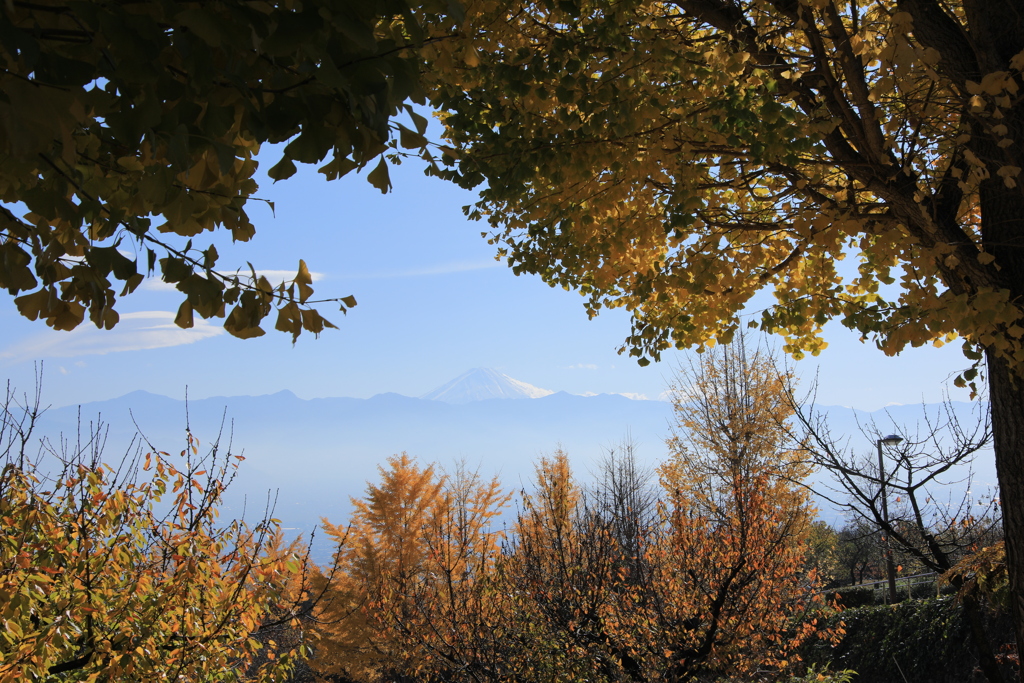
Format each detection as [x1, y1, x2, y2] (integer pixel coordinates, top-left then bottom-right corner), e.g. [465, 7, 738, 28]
[877, 434, 903, 603]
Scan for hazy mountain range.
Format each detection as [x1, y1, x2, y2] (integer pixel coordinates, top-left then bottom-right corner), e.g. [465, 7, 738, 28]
[26, 368, 996, 562]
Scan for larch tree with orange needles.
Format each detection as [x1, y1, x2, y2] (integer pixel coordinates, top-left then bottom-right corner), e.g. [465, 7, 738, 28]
[497, 438, 831, 683]
[315, 454, 509, 683]
[664, 336, 814, 534]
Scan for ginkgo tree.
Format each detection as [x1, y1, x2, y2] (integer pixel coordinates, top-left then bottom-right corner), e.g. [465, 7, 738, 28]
[425, 0, 1024, 660]
[0, 0, 456, 340]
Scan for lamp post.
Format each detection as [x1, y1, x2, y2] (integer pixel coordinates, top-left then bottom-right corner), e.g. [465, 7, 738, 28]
[877, 434, 903, 603]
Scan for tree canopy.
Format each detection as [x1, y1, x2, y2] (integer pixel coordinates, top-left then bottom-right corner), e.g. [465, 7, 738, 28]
[424, 0, 1024, 662]
[427, 0, 1022, 373]
[0, 0, 453, 340]
[314, 454, 510, 683]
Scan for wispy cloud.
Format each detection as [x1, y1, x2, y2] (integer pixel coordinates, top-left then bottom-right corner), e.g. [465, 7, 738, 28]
[141, 269, 324, 293]
[0, 311, 224, 361]
[567, 363, 599, 370]
[139, 261, 498, 289]
[575, 391, 652, 401]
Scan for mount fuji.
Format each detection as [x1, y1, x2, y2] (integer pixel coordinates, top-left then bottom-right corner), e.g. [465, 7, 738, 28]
[421, 368, 554, 403]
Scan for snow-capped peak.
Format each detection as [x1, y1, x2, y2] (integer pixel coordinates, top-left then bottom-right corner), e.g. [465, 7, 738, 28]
[421, 368, 554, 404]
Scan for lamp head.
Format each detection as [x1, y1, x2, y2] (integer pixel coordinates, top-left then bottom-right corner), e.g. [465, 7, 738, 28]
[879, 434, 903, 447]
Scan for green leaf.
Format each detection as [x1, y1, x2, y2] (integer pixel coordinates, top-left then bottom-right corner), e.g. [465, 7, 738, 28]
[366, 157, 391, 193]
[295, 260, 313, 303]
[267, 157, 297, 182]
[399, 125, 428, 150]
[175, 300, 194, 329]
[318, 156, 358, 181]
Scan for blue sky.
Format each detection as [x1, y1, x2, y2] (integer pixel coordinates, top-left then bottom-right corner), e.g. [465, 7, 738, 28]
[0, 148, 976, 411]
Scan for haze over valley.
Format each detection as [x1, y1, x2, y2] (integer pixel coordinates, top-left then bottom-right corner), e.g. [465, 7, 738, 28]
[30, 368, 995, 562]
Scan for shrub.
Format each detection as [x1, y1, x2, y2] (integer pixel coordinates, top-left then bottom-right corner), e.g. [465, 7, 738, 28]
[827, 585, 877, 609]
[800, 596, 1016, 683]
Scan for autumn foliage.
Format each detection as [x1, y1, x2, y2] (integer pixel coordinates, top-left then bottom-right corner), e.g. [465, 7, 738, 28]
[0, 0, 457, 339]
[313, 454, 510, 682]
[309, 345, 836, 682]
[0, 388, 317, 682]
[422, 2, 1024, 658]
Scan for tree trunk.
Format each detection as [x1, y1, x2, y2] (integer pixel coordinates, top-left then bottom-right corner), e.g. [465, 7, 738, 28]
[986, 351, 1024, 680]
[959, 572, 1009, 683]
[971, 5, 1024, 672]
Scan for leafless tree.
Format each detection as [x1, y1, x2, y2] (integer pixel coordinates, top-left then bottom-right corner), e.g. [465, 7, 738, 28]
[590, 435, 659, 573]
[791, 390, 1007, 683]
[795, 396, 1000, 576]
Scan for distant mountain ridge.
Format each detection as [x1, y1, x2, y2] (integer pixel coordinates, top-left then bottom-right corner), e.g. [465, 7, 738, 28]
[32, 378, 995, 565]
[36, 384, 677, 563]
[421, 368, 554, 403]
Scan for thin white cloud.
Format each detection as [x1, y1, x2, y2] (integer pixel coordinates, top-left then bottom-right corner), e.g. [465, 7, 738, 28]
[0, 311, 223, 361]
[139, 277, 176, 292]
[568, 363, 599, 370]
[574, 391, 652, 401]
[141, 269, 324, 292]
[139, 261, 496, 289]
